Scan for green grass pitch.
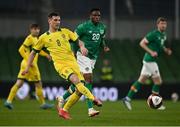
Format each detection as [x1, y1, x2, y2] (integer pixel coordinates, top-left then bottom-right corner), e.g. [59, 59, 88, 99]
[0, 99, 180, 126]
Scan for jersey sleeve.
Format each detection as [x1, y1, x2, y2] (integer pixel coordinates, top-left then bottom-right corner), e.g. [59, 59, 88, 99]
[100, 25, 107, 47]
[102, 25, 107, 38]
[75, 23, 85, 37]
[23, 36, 32, 47]
[18, 45, 29, 60]
[145, 31, 156, 43]
[32, 35, 45, 53]
[67, 29, 78, 41]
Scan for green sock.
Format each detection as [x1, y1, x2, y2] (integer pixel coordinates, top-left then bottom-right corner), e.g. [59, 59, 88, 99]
[127, 81, 143, 99]
[85, 83, 93, 109]
[152, 84, 160, 94]
[63, 84, 76, 100]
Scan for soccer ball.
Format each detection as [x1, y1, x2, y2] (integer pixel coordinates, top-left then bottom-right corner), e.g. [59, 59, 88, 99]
[147, 94, 163, 109]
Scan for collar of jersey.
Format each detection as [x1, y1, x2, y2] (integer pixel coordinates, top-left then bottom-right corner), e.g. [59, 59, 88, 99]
[89, 20, 100, 26]
[47, 28, 61, 35]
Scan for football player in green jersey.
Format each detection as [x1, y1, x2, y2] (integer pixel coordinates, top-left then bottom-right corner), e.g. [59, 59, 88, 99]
[57, 8, 110, 117]
[122, 17, 172, 110]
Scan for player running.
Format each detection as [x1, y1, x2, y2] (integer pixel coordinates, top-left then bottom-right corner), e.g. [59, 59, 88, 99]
[122, 17, 172, 110]
[22, 12, 102, 119]
[4, 24, 53, 110]
[57, 8, 110, 117]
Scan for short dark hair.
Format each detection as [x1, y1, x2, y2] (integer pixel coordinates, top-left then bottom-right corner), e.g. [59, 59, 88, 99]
[48, 12, 60, 18]
[90, 8, 100, 13]
[157, 17, 167, 24]
[30, 23, 40, 29]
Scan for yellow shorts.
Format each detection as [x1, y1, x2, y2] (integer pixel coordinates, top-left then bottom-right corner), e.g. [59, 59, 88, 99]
[18, 60, 41, 82]
[54, 60, 84, 81]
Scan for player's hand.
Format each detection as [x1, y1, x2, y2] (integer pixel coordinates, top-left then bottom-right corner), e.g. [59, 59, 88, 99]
[21, 68, 29, 75]
[46, 54, 52, 61]
[165, 48, 172, 56]
[104, 46, 110, 52]
[80, 46, 88, 56]
[150, 51, 158, 57]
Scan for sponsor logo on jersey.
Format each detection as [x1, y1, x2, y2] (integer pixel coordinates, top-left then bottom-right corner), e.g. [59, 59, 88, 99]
[61, 34, 66, 39]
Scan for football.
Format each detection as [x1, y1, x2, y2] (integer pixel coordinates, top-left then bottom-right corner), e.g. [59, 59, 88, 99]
[147, 94, 163, 109]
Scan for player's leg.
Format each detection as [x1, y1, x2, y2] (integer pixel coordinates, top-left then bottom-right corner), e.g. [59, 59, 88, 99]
[58, 73, 102, 119]
[4, 79, 24, 109]
[123, 61, 150, 110]
[76, 51, 99, 116]
[56, 84, 75, 108]
[58, 90, 82, 119]
[151, 63, 162, 95]
[122, 75, 147, 110]
[151, 63, 165, 110]
[69, 74, 94, 101]
[152, 76, 162, 94]
[56, 62, 101, 119]
[34, 81, 54, 109]
[5, 60, 28, 109]
[152, 76, 165, 110]
[84, 73, 99, 117]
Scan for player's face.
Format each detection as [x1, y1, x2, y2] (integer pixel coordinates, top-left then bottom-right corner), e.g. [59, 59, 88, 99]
[49, 16, 60, 30]
[30, 28, 40, 37]
[157, 21, 167, 32]
[90, 11, 101, 24]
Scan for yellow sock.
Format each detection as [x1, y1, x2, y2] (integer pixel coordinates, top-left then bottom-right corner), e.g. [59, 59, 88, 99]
[63, 91, 81, 111]
[36, 87, 45, 105]
[7, 84, 19, 103]
[75, 82, 94, 101]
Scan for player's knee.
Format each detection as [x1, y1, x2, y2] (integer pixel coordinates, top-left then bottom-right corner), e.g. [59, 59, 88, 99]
[35, 81, 42, 88]
[156, 80, 162, 85]
[83, 73, 92, 83]
[138, 75, 147, 84]
[15, 79, 24, 88]
[153, 76, 162, 85]
[69, 73, 80, 84]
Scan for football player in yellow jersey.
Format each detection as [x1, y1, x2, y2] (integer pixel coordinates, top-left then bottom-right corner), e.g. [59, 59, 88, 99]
[4, 24, 54, 110]
[22, 12, 102, 119]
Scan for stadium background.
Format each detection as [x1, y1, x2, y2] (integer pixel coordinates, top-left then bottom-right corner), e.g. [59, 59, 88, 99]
[0, 0, 180, 101]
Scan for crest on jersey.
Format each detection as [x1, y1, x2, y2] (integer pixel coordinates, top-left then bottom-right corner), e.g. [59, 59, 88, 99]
[89, 30, 92, 33]
[100, 29, 104, 34]
[49, 39, 52, 42]
[61, 34, 66, 39]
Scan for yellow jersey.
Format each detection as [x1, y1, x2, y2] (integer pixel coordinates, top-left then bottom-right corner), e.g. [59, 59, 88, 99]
[19, 34, 49, 64]
[33, 28, 78, 64]
[19, 34, 39, 64]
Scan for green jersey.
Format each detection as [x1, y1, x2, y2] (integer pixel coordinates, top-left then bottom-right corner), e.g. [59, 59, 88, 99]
[75, 20, 106, 60]
[143, 30, 167, 62]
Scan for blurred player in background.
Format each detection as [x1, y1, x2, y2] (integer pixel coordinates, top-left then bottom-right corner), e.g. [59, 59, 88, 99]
[57, 8, 110, 117]
[122, 17, 172, 110]
[22, 12, 102, 119]
[4, 24, 53, 110]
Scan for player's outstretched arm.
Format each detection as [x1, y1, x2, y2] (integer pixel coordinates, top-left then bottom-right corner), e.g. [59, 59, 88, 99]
[140, 38, 157, 57]
[21, 50, 36, 75]
[18, 45, 29, 60]
[101, 39, 110, 52]
[78, 39, 88, 56]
